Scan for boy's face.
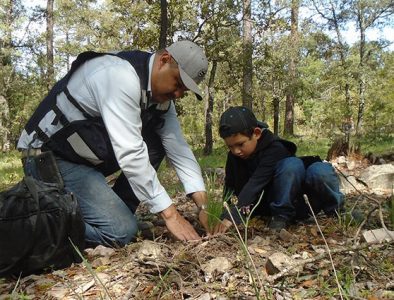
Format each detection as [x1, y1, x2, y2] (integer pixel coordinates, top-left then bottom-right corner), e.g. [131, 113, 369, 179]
[224, 127, 262, 159]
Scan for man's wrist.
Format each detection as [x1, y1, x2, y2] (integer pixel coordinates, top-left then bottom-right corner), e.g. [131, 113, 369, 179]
[160, 204, 177, 220]
[189, 191, 208, 210]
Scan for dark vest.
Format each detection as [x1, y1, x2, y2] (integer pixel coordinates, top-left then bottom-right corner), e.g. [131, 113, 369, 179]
[24, 50, 170, 175]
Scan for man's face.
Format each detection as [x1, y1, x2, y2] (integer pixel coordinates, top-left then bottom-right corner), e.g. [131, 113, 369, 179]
[224, 128, 262, 159]
[151, 52, 188, 103]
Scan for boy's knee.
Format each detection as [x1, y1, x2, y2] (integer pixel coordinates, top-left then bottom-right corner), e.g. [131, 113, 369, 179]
[276, 157, 305, 177]
[306, 162, 336, 184]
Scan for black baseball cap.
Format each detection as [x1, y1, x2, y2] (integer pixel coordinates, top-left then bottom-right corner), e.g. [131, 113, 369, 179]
[219, 106, 258, 138]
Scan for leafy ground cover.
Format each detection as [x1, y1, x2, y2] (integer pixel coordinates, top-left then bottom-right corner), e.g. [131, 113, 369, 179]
[0, 140, 393, 299]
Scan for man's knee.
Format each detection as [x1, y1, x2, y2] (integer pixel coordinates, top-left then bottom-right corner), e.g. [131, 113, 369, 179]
[87, 217, 138, 248]
[116, 221, 138, 247]
[110, 218, 138, 246]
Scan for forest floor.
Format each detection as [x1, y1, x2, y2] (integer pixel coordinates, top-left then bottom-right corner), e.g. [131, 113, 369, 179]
[0, 159, 393, 300]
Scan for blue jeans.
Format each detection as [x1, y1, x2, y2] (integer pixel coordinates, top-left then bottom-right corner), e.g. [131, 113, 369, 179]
[23, 130, 166, 247]
[260, 157, 344, 220]
[55, 158, 139, 247]
[63, 129, 165, 247]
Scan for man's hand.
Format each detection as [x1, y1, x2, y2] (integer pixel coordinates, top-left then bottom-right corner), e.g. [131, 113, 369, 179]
[189, 191, 210, 234]
[198, 208, 210, 234]
[212, 218, 233, 235]
[160, 204, 201, 241]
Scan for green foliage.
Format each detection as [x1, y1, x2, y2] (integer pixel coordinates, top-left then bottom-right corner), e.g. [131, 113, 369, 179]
[194, 145, 227, 168]
[156, 160, 183, 197]
[0, 150, 23, 190]
[287, 136, 331, 158]
[204, 173, 224, 230]
[0, 0, 393, 155]
[357, 135, 394, 155]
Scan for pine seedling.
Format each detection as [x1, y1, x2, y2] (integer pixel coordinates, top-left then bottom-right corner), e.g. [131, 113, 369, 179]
[204, 173, 225, 231]
[223, 191, 266, 299]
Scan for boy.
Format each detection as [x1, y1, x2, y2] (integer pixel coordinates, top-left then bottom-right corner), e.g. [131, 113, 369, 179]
[213, 106, 344, 234]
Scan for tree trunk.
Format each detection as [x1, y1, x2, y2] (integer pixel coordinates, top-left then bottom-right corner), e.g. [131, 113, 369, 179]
[46, 0, 54, 91]
[1, 0, 13, 67]
[284, 0, 299, 136]
[242, 0, 253, 109]
[261, 95, 266, 122]
[356, 13, 366, 136]
[0, 95, 10, 151]
[158, 0, 168, 49]
[344, 82, 352, 144]
[203, 60, 217, 155]
[0, 0, 14, 150]
[273, 82, 280, 135]
[284, 93, 295, 136]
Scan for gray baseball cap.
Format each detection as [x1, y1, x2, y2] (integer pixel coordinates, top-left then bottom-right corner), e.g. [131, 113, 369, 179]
[166, 40, 208, 100]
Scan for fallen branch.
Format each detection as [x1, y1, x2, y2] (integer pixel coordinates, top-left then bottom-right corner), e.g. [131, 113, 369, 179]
[266, 242, 392, 282]
[303, 194, 344, 300]
[334, 166, 392, 245]
[353, 205, 379, 244]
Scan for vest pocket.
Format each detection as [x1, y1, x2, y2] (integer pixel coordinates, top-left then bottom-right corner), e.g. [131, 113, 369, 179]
[43, 119, 118, 173]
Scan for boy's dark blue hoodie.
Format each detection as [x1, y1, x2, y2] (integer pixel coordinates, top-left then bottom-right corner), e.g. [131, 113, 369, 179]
[222, 128, 297, 223]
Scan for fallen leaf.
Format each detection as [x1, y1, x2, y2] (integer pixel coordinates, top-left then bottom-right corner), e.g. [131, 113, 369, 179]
[142, 284, 155, 294]
[301, 279, 316, 288]
[310, 227, 318, 237]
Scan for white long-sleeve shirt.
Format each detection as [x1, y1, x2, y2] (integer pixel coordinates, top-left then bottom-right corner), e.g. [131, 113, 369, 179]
[18, 54, 205, 213]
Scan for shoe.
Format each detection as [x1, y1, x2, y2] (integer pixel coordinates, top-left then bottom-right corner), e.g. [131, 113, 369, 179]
[137, 221, 155, 239]
[268, 215, 290, 231]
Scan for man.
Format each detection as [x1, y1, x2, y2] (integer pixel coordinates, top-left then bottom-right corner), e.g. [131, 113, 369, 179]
[17, 40, 209, 247]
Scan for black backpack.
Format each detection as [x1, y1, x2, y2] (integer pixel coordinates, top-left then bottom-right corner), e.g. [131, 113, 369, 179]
[0, 176, 85, 277]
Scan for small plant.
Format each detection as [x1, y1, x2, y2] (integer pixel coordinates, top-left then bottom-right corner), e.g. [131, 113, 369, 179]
[204, 173, 225, 231]
[223, 191, 266, 299]
[69, 238, 112, 300]
[336, 210, 356, 231]
[150, 267, 174, 297]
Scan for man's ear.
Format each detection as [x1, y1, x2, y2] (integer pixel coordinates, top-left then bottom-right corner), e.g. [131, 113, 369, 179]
[253, 127, 262, 139]
[158, 52, 171, 68]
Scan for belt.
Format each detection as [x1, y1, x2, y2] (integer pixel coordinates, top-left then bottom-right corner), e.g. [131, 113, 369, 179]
[21, 149, 42, 158]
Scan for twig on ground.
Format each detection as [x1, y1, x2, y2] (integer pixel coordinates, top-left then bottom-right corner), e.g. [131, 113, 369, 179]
[364, 195, 393, 239]
[335, 166, 393, 243]
[303, 194, 344, 300]
[353, 205, 378, 244]
[267, 242, 389, 282]
[224, 201, 266, 299]
[69, 238, 113, 300]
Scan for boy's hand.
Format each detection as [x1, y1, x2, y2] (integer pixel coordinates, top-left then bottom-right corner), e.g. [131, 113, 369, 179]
[212, 218, 233, 235]
[161, 204, 201, 241]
